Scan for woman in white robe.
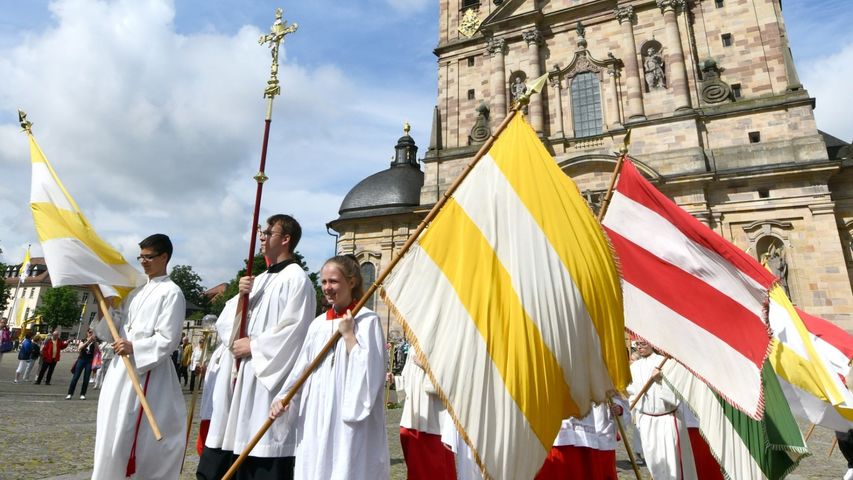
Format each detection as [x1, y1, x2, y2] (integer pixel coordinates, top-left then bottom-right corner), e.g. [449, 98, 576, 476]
[271, 255, 389, 480]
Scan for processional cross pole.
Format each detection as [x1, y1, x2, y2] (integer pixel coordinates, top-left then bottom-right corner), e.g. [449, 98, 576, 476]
[233, 8, 298, 372]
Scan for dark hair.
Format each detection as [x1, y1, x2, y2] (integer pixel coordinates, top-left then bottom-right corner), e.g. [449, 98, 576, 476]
[266, 214, 302, 253]
[323, 255, 365, 301]
[139, 233, 174, 261]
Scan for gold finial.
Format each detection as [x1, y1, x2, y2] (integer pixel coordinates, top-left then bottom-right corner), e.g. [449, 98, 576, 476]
[458, 8, 482, 38]
[403, 122, 411, 136]
[18, 109, 32, 133]
[259, 8, 298, 99]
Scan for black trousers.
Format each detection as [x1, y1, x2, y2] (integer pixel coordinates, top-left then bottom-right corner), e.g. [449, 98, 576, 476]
[36, 360, 57, 384]
[196, 446, 294, 480]
[837, 430, 853, 468]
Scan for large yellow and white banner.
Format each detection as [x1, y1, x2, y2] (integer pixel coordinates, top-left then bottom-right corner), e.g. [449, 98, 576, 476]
[28, 134, 143, 290]
[381, 114, 630, 479]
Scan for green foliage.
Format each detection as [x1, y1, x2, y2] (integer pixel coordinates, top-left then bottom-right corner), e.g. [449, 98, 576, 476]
[209, 251, 323, 316]
[170, 264, 211, 313]
[33, 286, 83, 329]
[0, 247, 9, 313]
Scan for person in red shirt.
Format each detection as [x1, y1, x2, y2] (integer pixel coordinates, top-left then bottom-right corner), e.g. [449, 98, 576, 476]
[35, 330, 69, 385]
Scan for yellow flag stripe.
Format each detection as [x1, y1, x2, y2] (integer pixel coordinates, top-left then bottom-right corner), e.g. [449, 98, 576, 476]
[32, 202, 128, 266]
[487, 115, 629, 390]
[29, 135, 81, 213]
[770, 287, 844, 405]
[418, 198, 577, 448]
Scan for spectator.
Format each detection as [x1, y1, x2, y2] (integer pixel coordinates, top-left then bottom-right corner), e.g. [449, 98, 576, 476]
[178, 336, 192, 387]
[189, 338, 204, 392]
[23, 335, 42, 381]
[0, 319, 12, 366]
[35, 330, 68, 385]
[13, 332, 35, 383]
[66, 329, 97, 400]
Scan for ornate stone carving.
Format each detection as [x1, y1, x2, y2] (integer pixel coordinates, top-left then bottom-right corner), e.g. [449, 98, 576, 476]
[486, 37, 506, 57]
[698, 59, 732, 103]
[761, 242, 790, 297]
[522, 29, 542, 46]
[642, 42, 666, 90]
[614, 6, 635, 23]
[458, 8, 482, 38]
[575, 21, 587, 50]
[510, 76, 527, 102]
[468, 102, 491, 145]
[657, 0, 686, 14]
[549, 65, 562, 88]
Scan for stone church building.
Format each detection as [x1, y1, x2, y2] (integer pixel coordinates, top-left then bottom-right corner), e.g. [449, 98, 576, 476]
[328, 0, 853, 338]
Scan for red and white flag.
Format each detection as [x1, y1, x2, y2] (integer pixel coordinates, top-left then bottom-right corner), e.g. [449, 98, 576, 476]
[602, 159, 774, 419]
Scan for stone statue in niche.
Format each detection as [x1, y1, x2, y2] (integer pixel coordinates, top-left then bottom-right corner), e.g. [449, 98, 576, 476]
[511, 77, 527, 103]
[468, 101, 491, 145]
[762, 243, 790, 298]
[643, 47, 666, 90]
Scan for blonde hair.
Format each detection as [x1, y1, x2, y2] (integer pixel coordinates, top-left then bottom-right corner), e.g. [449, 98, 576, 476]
[323, 255, 365, 302]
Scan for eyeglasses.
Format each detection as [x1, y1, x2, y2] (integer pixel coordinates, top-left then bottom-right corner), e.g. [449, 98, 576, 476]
[137, 252, 163, 262]
[257, 226, 284, 238]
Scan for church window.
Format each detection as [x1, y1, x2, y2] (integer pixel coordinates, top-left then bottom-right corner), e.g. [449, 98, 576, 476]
[758, 188, 770, 198]
[570, 72, 603, 138]
[29, 288, 34, 298]
[89, 312, 97, 322]
[467, 57, 475, 67]
[461, 0, 480, 9]
[722, 33, 733, 47]
[360, 262, 376, 310]
[731, 83, 742, 98]
[715, 0, 724, 8]
[749, 131, 761, 143]
[467, 89, 476, 100]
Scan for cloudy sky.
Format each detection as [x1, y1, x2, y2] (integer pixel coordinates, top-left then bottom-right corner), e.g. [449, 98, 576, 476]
[0, 0, 850, 289]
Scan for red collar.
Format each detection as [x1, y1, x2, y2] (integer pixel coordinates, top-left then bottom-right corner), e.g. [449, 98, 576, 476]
[326, 302, 358, 320]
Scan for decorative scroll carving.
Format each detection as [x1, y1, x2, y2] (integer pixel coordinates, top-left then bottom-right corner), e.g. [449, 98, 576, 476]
[486, 37, 506, 57]
[614, 6, 635, 23]
[698, 59, 732, 103]
[468, 102, 491, 145]
[522, 28, 542, 46]
[656, 0, 685, 14]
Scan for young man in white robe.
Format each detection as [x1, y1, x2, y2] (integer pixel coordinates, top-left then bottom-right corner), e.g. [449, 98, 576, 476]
[627, 340, 697, 480]
[270, 255, 389, 480]
[399, 352, 456, 479]
[92, 233, 187, 480]
[197, 214, 316, 480]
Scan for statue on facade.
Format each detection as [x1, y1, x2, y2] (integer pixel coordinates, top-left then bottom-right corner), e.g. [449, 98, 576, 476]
[762, 243, 790, 298]
[643, 47, 666, 90]
[511, 77, 527, 103]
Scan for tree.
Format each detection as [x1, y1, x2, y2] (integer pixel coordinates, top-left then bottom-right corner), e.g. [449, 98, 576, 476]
[0, 246, 9, 313]
[170, 265, 211, 318]
[33, 286, 83, 330]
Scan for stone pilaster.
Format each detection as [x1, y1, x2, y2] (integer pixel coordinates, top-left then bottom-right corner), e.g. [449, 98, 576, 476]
[549, 70, 564, 136]
[614, 6, 645, 120]
[607, 66, 623, 129]
[523, 28, 545, 133]
[487, 37, 508, 118]
[657, 0, 692, 112]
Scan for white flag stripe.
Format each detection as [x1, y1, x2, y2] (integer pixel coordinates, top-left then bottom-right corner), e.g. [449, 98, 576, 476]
[662, 361, 767, 480]
[42, 238, 142, 287]
[453, 154, 613, 407]
[30, 163, 75, 210]
[623, 281, 762, 413]
[383, 244, 547, 478]
[604, 191, 766, 318]
[769, 299, 811, 360]
[814, 335, 852, 379]
[777, 376, 853, 431]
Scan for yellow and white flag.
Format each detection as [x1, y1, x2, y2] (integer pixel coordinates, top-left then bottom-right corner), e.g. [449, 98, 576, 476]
[27, 132, 143, 290]
[381, 114, 630, 479]
[17, 245, 31, 282]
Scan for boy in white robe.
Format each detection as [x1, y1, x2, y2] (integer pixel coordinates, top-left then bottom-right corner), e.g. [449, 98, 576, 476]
[271, 255, 390, 480]
[198, 214, 316, 480]
[92, 233, 187, 480]
[627, 341, 697, 480]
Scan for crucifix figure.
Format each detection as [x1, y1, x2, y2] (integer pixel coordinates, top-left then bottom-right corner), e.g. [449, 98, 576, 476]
[259, 8, 298, 98]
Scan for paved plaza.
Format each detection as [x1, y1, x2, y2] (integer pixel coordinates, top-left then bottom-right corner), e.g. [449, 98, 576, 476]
[0, 352, 848, 479]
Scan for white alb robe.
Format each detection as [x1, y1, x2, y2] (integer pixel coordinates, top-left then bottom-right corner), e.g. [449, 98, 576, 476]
[628, 353, 697, 480]
[399, 355, 444, 434]
[282, 308, 389, 480]
[205, 262, 316, 457]
[92, 275, 187, 480]
[552, 398, 630, 450]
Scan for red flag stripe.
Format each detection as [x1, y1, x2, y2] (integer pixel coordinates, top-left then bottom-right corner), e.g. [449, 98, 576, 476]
[608, 230, 769, 365]
[615, 160, 776, 288]
[797, 308, 853, 360]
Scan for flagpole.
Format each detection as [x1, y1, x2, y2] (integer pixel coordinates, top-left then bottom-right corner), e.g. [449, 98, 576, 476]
[596, 130, 630, 222]
[232, 7, 298, 377]
[181, 328, 212, 473]
[608, 395, 643, 480]
[221, 75, 551, 480]
[90, 285, 163, 440]
[629, 356, 669, 411]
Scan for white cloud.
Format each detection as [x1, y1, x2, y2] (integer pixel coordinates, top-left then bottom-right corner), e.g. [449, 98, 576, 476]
[799, 41, 853, 141]
[0, 0, 434, 286]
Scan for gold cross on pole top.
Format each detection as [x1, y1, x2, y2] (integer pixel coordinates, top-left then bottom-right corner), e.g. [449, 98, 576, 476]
[259, 7, 298, 99]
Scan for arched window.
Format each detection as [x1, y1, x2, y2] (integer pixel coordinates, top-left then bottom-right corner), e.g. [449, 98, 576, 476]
[360, 262, 376, 310]
[571, 72, 603, 138]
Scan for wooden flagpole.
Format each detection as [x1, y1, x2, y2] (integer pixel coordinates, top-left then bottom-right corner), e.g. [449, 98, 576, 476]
[180, 329, 212, 473]
[233, 8, 298, 375]
[596, 129, 630, 222]
[629, 356, 670, 411]
[608, 395, 643, 480]
[221, 78, 549, 480]
[91, 285, 162, 440]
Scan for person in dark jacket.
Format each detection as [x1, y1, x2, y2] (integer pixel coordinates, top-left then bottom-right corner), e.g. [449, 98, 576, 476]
[66, 329, 97, 400]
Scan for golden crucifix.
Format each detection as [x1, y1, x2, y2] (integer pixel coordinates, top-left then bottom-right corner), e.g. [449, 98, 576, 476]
[259, 8, 298, 99]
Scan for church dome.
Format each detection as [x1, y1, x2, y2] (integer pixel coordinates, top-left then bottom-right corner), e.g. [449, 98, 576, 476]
[336, 126, 423, 220]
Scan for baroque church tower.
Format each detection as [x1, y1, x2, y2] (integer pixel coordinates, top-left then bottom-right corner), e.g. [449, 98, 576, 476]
[329, 0, 853, 337]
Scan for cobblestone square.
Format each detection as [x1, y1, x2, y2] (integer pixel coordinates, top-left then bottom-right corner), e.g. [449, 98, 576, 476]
[0, 353, 848, 479]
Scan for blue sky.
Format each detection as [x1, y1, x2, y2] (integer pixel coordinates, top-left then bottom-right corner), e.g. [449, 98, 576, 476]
[0, 0, 850, 289]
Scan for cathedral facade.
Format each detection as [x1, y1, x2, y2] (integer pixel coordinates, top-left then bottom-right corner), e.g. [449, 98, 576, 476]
[328, 0, 853, 337]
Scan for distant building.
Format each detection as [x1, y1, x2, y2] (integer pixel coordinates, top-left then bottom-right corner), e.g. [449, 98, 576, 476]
[3, 257, 102, 339]
[328, 0, 853, 335]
